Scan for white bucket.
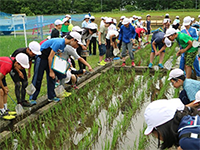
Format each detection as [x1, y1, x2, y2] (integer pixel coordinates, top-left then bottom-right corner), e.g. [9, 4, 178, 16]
[25, 83, 36, 95]
[55, 85, 65, 98]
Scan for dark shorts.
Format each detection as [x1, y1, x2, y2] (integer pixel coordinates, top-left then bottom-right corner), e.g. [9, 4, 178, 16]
[0, 77, 7, 88]
[151, 42, 165, 53]
[185, 51, 198, 67]
[98, 44, 106, 56]
[146, 30, 151, 35]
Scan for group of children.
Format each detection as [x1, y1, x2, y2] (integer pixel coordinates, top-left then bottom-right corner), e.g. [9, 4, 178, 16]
[144, 14, 200, 150]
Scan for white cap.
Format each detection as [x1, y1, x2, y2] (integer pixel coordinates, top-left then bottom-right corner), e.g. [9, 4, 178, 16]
[176, 16, 179, 19]
[165, 13, 169, 16]
[120, 16, 126, 20]
[146, 14, 151, 17]
[183, 16, 191, 26]
[135, 16, 138, 19]
[122, 18, 130, 25]
[168, 68, 184, 80]
[84, 15, 90, 19]
[90, 16, 95, 20]
[72, 26, 84, 32]
[198, 15, 200, 18]
[133, 15, 136, 18]
[101, 16, 104, 20]
[138, 16, 142, 19]
[113, 19, 117, 24]
[88, 23, 97, 29]
[54, 19, 63, 25]
[15, 53, 30, 69]
[164, 28, 177, 37]
[29, 41, 41, 55]
[69, 32, 83, 45]
[194, 91, 200, 104]
[65, 14, 71, 18]
[63, 18, 69, 23]
[144, 98, 185, 135]
[164, 37, 171, 47]
[105, 18, 112, 23]
[191, 17, 195, 22]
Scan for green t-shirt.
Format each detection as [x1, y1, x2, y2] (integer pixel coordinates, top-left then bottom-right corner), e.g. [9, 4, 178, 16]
[176, 32, 198, 53]
[99, 25, 108, 44]
[61, 24, 69, 32]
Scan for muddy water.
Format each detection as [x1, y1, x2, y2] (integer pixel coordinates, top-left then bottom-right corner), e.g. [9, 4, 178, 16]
[2, 72, 178, 150]
[62, 75, 176, 150]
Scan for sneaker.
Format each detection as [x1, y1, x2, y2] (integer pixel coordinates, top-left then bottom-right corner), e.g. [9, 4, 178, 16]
[29, 100, 37, 105]
[158, 64, 164, 69]
[0, 111, 15, 120]
[97, 62, 101, 66]
[48, 97, 60, 102]
[121, 62, 126, 67]
[102, 60, 107, 64]
[148, 63, 153, 68]
[21, 100, 33, 107]
[71, 84, 78, 89]
[131, 61, 135, 67]
[98, 61, 105, 66]
[63, 91, 72, 97]
[6, 109, 17, 115]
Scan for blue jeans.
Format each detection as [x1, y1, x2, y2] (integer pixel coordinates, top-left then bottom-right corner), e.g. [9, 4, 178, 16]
[29, 56, 41, 100]
[32, 58, 56, 100]
[179, 53, 200, 77]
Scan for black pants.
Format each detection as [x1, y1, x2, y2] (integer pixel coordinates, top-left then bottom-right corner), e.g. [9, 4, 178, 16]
[89, 37, 96, 55]
[10, 69, 28, 103]
[106, 39, 114, 58]
[77, 46, 86, 69]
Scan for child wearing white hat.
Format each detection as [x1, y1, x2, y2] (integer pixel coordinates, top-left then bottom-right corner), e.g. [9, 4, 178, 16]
[144, 98, 200, 149]
[51, 19, 63, 38]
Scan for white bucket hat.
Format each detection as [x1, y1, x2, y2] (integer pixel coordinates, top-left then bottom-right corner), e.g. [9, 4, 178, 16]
[54, 19, 63, 25]
[15, 53, 30, 69]
[144, 98, 185, 135]
[183, 16, 191, 26]
[164, 28, 177, 37]
[29, 41, 41, 55]
[122, 18, 130, 25]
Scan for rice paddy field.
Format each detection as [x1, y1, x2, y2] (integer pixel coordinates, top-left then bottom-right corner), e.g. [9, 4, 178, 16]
[0, 9, 198, 149]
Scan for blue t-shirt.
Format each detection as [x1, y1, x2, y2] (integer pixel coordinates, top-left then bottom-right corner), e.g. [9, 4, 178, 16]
[178, 115, 200, 149]
[82, 21, 89, 28]
[118, 23, 136, 43]
[40, 38, 66, 59]
[151, 32, 165, 45]
[183, 79, 200, 101]
[181, 27, 198, 40]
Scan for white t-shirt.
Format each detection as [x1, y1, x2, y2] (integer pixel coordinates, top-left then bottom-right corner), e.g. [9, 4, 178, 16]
[100, 20, 105, 28]
[108, 24, 117, 31]
[106, 30, 119, 39]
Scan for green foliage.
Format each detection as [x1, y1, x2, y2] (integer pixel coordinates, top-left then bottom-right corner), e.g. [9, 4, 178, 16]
[1, 0, 199, 15]
[124, 5, 136, 12]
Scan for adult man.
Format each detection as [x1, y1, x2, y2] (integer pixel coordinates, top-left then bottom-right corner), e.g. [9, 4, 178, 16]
[31, 32, 82, 103]
[0, 53, 29, 119]
[11, 41, 41, 107]
[168, 68, 200, 108]
[118, 18, 136, 67]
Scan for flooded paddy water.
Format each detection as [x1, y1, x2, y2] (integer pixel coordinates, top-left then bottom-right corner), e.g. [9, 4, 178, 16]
[1, 68, 178, 150]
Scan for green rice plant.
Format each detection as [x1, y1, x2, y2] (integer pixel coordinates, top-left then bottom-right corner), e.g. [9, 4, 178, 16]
[103, 138, 110, 150]
[137, 124, 149, 150]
